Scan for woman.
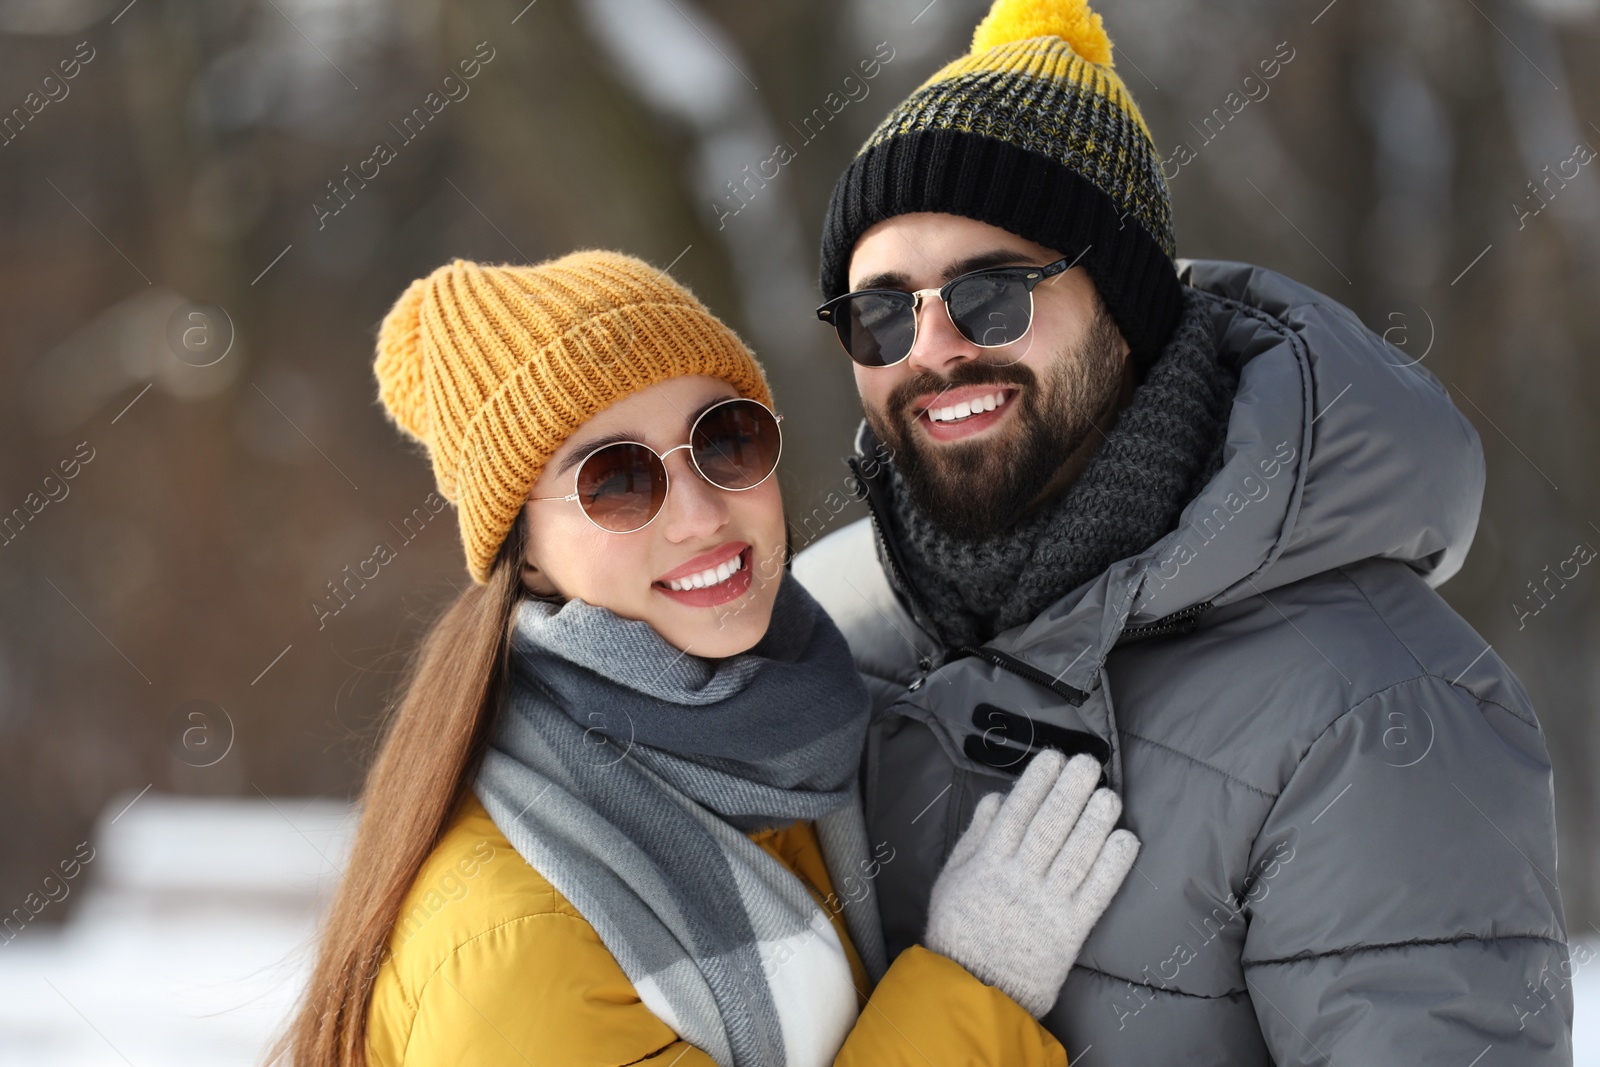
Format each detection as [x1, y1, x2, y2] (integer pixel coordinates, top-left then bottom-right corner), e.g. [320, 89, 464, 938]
[275, 252, 1139, 1066]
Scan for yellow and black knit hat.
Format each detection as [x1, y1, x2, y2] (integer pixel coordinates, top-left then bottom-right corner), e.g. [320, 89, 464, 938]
[373, 252, 772, 584]
[820, 0, 1180, 370]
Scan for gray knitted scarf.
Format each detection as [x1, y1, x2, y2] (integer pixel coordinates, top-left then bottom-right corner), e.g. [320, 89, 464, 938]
[474, 574, 887, 1067]
[885, 285, 1238, 649]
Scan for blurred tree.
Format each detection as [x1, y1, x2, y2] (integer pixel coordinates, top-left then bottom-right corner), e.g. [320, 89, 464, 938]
[0, 0, 1596, 938]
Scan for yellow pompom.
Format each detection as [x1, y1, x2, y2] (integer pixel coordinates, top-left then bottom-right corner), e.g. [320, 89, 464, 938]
[374, 272, 434, 446]
[971, 0, 1114, 67]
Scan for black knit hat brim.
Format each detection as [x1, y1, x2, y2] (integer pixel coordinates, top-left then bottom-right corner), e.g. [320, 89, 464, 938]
[820, 129, 1182, 370]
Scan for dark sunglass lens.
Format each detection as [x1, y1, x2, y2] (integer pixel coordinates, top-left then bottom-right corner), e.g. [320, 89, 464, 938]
[947, 272, 1033, 347]
[838, 292, 916, 368]
[692, 401, 781, 490]
[575, 443, 666, 532]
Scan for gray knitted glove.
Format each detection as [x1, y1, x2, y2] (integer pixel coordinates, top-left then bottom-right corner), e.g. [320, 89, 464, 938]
[924, 749, 1140, 1018]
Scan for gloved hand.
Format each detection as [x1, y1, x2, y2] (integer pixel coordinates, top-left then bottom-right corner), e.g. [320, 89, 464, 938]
[924, 749, 1140, 1018]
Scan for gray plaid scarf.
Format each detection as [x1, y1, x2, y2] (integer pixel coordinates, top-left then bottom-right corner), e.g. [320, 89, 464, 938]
[474, 574, 887, 1067]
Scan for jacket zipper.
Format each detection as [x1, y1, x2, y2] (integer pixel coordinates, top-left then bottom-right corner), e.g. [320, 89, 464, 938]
[1115, 600, 1213, 644]
[944, 644, 1091, 706]
[946, 602, 1216, 705]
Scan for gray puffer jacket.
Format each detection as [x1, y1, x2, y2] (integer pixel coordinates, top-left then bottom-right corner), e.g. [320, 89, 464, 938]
[793, 259, 1571, 1064]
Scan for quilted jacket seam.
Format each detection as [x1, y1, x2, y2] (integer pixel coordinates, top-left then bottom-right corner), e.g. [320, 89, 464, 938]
[1074, 963, 1247, 1000]
[1336, 565, 1537, 730]
[1243, 931, 1569, 968]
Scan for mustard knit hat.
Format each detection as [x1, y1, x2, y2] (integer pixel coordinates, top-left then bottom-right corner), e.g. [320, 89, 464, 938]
[373, 252, 773, 584]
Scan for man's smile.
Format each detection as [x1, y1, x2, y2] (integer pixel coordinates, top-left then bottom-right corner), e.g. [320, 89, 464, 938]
[913, 385, 1019, 442]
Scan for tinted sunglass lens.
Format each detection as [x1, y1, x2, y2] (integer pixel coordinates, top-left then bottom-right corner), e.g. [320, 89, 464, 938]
[692, 401, 781, 490]
[838, 292, 916, 368]
[947, 273, 1033, 347]
[575, 443, 667, 532]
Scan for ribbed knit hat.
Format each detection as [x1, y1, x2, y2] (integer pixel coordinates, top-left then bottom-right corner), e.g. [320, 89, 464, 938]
[819, 0, 1181, 371]
[373, 252, 773, 584]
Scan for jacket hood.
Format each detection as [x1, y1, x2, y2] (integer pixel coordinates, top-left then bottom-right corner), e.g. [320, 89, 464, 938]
[1131, 258, 1483, 618]
[854, 258, 1484, 689]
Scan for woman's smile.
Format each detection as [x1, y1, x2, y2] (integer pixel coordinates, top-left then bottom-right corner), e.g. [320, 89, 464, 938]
[653, 541, 753, 607]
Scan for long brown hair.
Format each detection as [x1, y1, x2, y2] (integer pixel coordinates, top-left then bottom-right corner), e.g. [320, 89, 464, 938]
[271, 512, 529, 1066]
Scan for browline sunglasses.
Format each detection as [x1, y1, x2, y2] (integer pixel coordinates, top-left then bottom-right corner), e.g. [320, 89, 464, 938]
[530, 397, 783, 534]
[815, 253, 1081, 368]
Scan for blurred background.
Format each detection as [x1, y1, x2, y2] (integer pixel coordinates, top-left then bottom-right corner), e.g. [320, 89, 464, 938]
[0, 0, 1597, 1061]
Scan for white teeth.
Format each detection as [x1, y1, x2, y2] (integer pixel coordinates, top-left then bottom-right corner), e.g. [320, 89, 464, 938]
[928, 392, 1008, 423]
[665, 552, 745, 592]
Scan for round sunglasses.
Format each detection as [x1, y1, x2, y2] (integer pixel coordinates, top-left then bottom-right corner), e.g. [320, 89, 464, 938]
[815, 254, 1079, 368]
[530, 397, 783, 534]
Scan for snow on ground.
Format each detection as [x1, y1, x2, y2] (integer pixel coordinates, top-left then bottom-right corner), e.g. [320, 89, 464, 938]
[1, 791, 1598, 1064]
[1579, 950, 1600, 1065]
[0, 792, 352, 1066]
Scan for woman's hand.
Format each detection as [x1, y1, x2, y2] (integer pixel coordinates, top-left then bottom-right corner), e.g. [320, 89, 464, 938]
[923, 749, 1140, 1018]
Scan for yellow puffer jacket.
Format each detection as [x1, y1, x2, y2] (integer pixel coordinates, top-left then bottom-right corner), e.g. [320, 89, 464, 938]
[367, 795, 1067, 1066]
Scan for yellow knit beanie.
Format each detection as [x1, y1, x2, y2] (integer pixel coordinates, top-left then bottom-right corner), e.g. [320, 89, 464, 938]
[373, 252, 773, 584]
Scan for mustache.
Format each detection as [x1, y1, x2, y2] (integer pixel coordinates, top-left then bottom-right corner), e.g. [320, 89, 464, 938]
[887, 360, 1037, 418]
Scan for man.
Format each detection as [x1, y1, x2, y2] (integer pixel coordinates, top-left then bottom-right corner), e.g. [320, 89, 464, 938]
[792, 0, 1573, 1061]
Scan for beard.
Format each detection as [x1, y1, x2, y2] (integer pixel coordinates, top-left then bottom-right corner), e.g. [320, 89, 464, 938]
[864, 304, 1127, 541]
